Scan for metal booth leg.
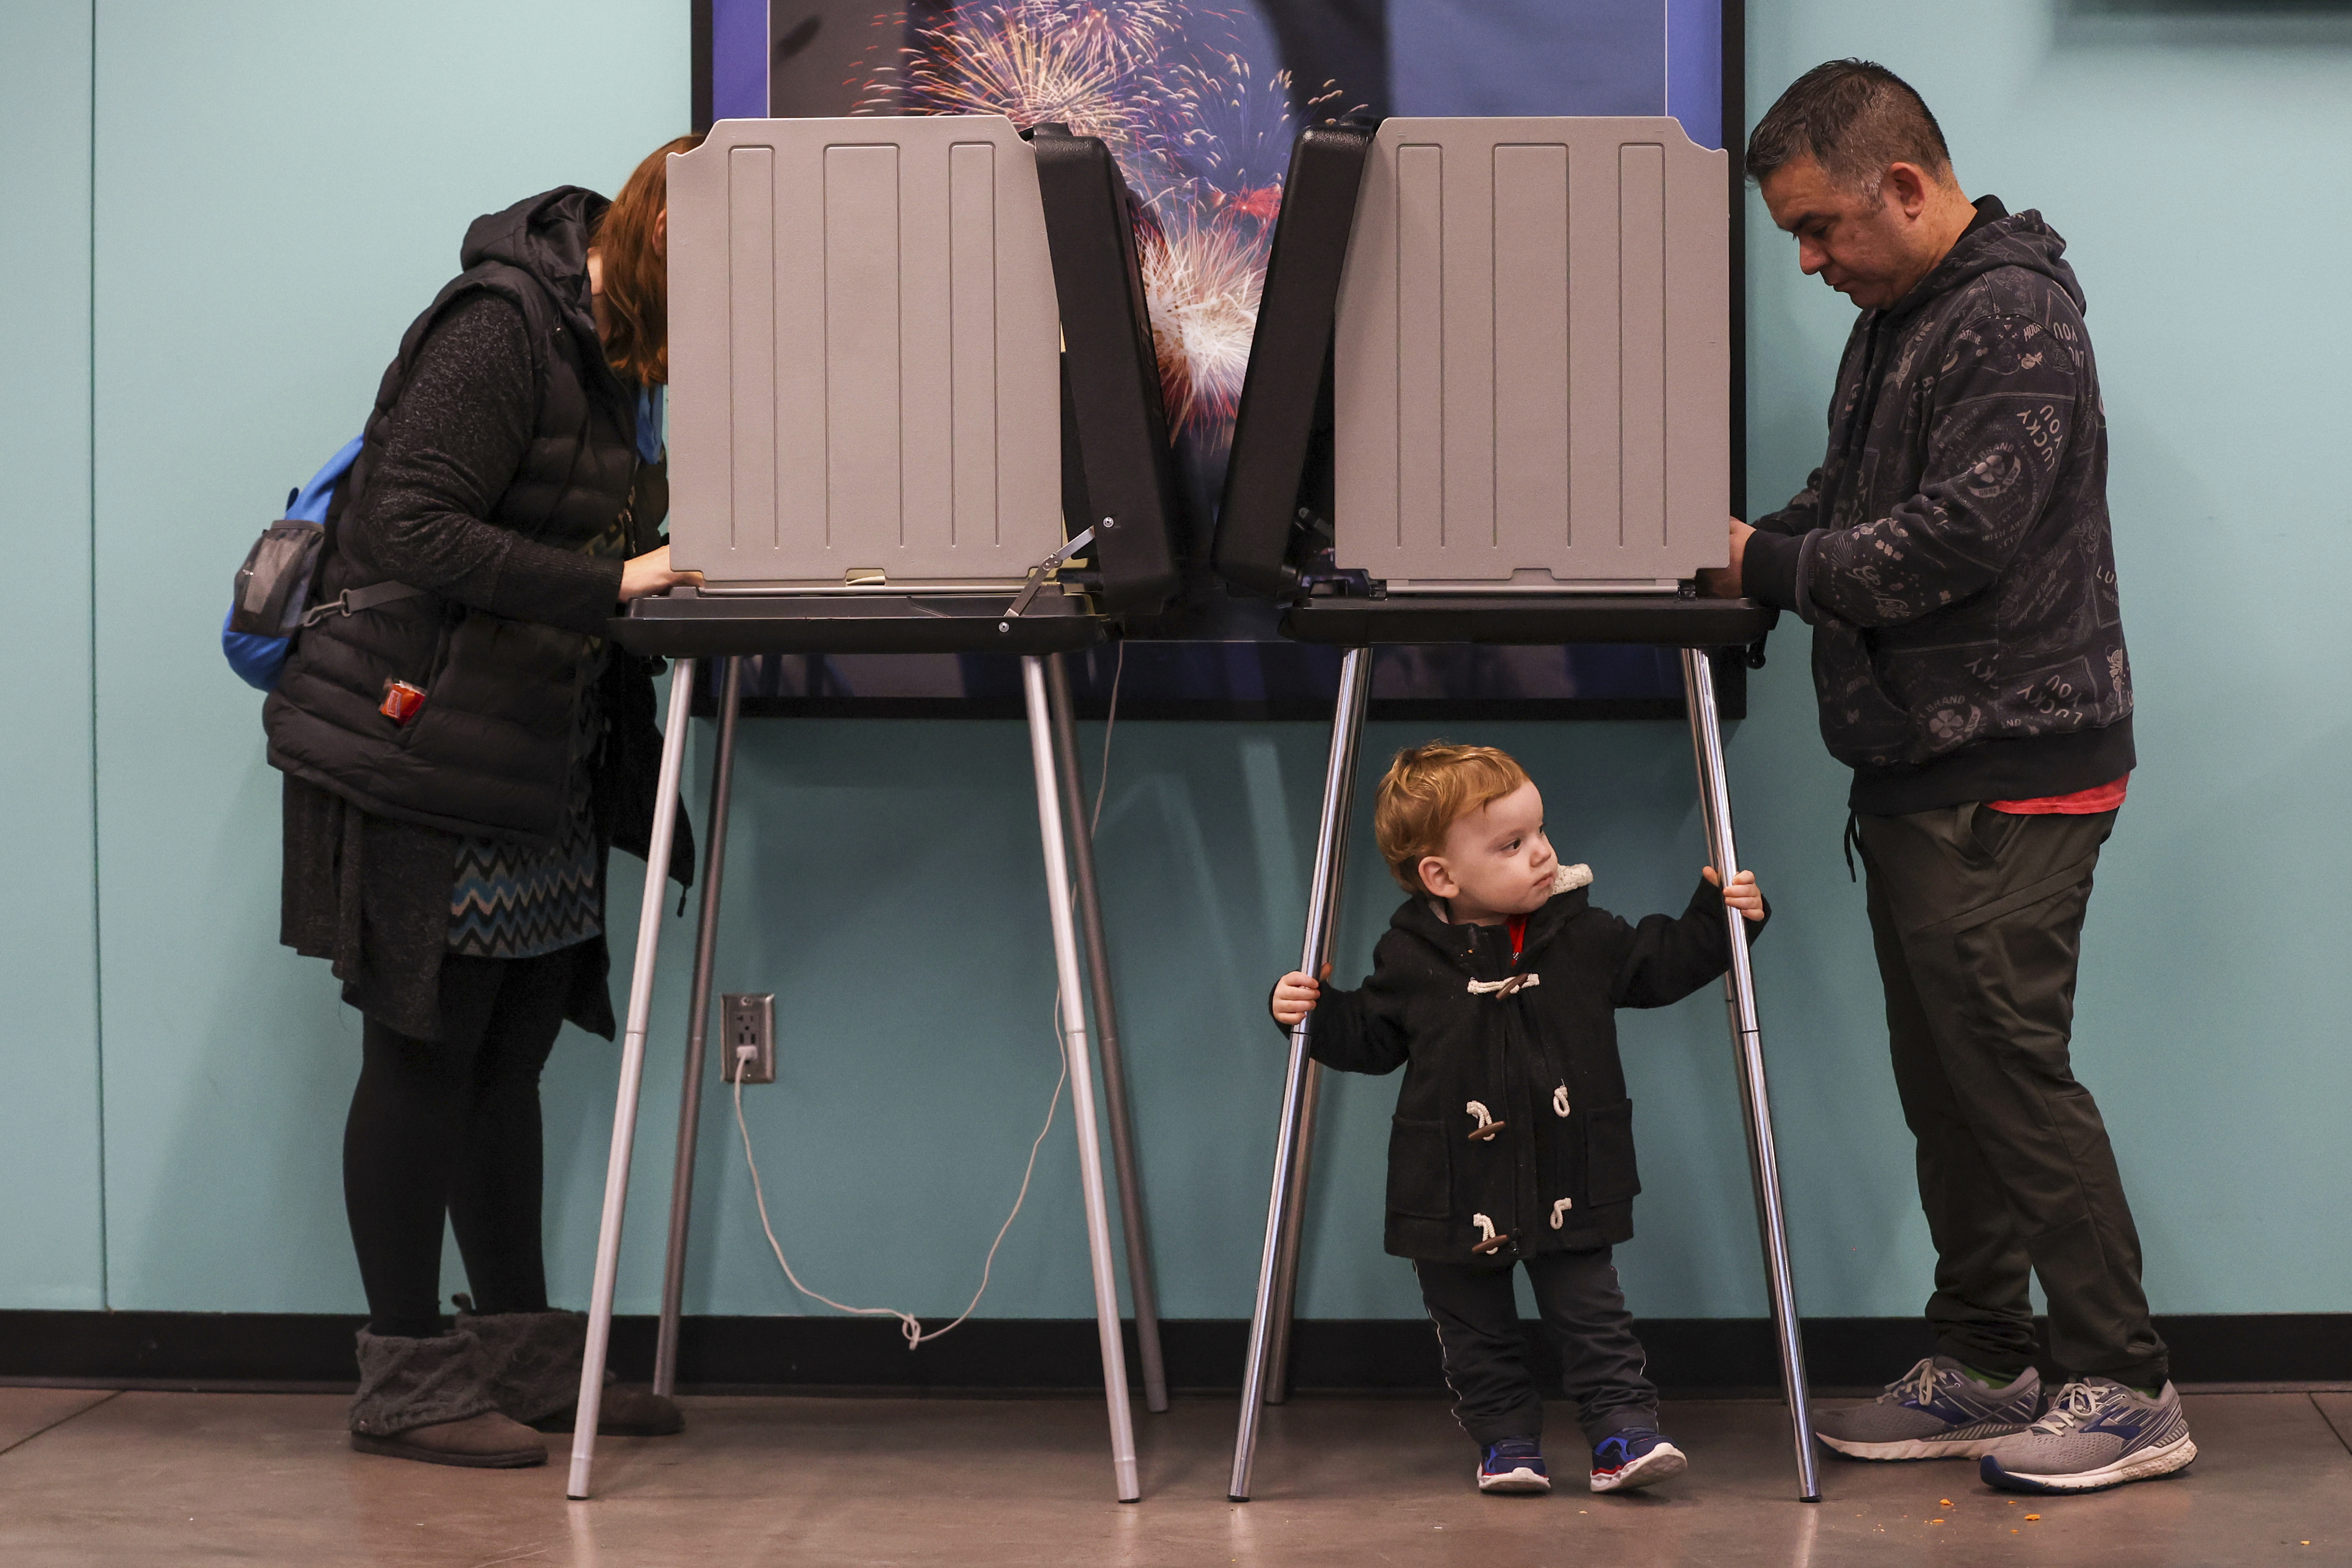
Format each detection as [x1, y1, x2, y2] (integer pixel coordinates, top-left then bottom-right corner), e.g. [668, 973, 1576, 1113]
[1045, 653, 1169, 1415]
[1021, 655, 1143, 1502]
[1229, 645, 1374, 1501]
[569, 656, 699, 1500]
[653, 657, 746, 1398]
[1679, 648, 1822, 1503]
[1261, 1064, 1323, 1404]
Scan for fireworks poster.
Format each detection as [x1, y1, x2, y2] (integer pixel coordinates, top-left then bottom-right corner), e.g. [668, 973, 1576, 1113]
[693, 0, 1736, 718]
[864, 3, 1325, 473]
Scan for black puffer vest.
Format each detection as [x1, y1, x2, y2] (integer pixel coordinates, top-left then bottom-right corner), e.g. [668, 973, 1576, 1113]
[266, 188, 663, 847]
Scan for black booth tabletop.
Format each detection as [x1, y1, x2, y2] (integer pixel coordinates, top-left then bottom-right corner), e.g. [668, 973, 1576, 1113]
[608, 588, 1106, 658]
[1278, 595, 1778, 649]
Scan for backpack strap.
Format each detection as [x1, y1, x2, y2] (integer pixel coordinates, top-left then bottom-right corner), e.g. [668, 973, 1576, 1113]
[301, 580, 429, 629]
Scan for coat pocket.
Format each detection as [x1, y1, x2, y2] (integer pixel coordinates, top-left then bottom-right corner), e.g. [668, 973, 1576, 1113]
[1585, 1098, 1641, 1206]
[1385, 1117, 1451, 1221]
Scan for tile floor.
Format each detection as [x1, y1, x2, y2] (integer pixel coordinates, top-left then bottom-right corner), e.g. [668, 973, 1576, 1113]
[0, 1386, 2345, 1566]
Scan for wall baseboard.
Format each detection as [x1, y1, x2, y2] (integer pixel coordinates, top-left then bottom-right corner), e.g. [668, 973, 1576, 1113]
[1, 1311, 2341, 1393]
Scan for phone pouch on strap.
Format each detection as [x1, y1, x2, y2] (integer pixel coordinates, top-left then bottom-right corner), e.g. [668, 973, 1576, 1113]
[222, 434, 419, 692]
[230, 518, 328, 639]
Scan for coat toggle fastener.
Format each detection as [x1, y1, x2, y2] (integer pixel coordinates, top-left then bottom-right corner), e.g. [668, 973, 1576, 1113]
[1467, 973, 1539, 998]
[1471, 1214, 1512, 1255]
[1465, 1100, 1506, 1141]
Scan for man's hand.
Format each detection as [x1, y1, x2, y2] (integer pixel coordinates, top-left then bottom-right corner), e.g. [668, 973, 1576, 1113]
[620, 544, 705, 603]
[1271, 963, 1331, 1028]
[1697, 516, 1754, 599]
[1702, 866, 1765, 925]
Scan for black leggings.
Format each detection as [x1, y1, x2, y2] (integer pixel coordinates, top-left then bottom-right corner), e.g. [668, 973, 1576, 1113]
[343, 946, 582, 1339]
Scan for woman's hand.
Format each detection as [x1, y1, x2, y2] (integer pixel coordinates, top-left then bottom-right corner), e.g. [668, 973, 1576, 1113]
[620, 545, 704, 603]
[1703, 866, 1766, 924]
[1271, 963, 1332, 1028]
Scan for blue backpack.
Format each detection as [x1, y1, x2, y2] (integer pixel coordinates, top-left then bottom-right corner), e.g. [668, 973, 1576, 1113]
[222, 436, 421, 691]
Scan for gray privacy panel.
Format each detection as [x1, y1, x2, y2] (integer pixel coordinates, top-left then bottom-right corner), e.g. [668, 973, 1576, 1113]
[1333, 118, 1728, 591]
[666, 117, 1063, 590]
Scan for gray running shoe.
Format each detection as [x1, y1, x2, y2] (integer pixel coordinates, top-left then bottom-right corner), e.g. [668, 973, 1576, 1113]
[1813, 1355, 2041, 1460]
[1980, 1378, 2196, 1493]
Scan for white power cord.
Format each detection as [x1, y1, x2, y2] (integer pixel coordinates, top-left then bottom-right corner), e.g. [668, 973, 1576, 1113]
[727, 648, 1125, 1349]
[733, 996, 1069, 1348]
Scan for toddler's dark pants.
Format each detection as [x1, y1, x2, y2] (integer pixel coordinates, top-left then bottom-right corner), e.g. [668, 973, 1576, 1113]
[1415, 1247, 1658, 1448]
[1857, 802, 2168, 1388]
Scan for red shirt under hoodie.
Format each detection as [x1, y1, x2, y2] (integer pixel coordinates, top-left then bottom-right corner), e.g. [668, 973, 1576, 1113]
[1987, 775, 2129, 815]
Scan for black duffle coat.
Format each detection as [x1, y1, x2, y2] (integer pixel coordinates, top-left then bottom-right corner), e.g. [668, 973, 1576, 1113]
[1296, 863, 1764, 1263]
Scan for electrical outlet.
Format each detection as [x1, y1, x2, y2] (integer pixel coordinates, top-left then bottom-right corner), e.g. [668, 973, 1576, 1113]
[721, 993, 775, 1084]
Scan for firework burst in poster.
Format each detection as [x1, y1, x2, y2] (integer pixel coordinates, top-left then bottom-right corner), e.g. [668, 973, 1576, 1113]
[857, 1, 1351, 453]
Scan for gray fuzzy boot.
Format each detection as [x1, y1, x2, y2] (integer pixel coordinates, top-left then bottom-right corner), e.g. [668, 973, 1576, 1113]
[459, 1308, 683, 1436]
[348, 1328, 546, 1468]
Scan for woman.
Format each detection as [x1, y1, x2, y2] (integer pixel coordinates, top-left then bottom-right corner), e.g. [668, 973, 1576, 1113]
[265, 136, 705, 1468]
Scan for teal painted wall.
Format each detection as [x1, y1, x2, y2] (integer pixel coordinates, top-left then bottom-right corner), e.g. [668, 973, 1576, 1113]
[5, 1, 2346, 1328]
[0, 1, 105, 1311]
[1738, 0, 2352, 1321]
[84, 0, 694, 1312]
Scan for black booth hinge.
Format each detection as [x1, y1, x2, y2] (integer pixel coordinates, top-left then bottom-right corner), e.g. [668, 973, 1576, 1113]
[1297, 546, 1378, 601]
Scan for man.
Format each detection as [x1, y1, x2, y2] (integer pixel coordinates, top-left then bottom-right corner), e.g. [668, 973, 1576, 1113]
[1714, 60, 2191, 1494]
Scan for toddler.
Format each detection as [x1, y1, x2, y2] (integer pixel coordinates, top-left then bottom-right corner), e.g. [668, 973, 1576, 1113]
[1270, 742, 1766, 1495]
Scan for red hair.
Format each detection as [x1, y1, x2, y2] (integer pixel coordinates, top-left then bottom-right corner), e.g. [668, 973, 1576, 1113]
[593, 133, 704, 385]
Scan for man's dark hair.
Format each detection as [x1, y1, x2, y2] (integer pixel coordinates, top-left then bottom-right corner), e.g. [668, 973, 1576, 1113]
[1744, 60, 1951, 196]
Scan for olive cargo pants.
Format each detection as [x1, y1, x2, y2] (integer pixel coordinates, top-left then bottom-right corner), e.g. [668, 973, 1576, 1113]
[1857, 803, 2168, 1389]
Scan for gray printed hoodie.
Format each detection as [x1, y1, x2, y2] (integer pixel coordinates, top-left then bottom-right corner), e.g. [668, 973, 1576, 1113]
[1743, 198, 2134, 814]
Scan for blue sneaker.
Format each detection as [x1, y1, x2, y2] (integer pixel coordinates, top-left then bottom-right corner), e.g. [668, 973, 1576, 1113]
[1477, 1437, 1550, 1494]
[1590, 1428, 1687, 1493]
[1980, 1378, 2197, 1493]
[1813, 1355, 2041, 1460]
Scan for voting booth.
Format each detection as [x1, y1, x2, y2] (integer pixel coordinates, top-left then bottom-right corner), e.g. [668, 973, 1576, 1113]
[1213, 117, 1821, 1502]
[565, 116, 1183, 1503]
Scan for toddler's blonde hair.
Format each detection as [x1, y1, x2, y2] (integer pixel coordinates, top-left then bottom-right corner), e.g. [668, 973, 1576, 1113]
[1372, 742, 1531, 896]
